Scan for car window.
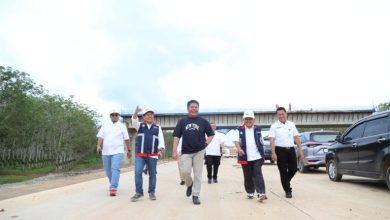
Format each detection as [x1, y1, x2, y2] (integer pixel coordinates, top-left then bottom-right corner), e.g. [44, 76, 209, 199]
[344, 123, 365, 141]
[363, 117, 388, 137]
[312, 134, 338, 142]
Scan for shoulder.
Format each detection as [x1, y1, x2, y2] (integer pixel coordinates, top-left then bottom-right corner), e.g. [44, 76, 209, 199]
[286, 120, 296, 127]
[270, 121, 279, 128]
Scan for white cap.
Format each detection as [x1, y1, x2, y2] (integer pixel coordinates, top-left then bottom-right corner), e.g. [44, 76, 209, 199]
[143, 107, 154, 115]
[243, 110, 255, 119]
[109, 109, 121, 115]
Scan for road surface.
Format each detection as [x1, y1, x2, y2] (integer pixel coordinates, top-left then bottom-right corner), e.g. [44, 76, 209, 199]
[0, 158, 389, 220]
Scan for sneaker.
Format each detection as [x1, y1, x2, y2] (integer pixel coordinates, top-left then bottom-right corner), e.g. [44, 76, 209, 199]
[180, 180, 185, 185]
[186, 183, 193, 197]
[208, 179, 212, 184]
[143, 168, 148, 175]
[213, 179, 218, 183]
[109, 188, 117, 196]
[247, 193, 254, 199]
[149, 193, 156, 200]
[131, 193, 144, 202]
[285, 191, 292, 198]
[192, 196, 201, 205]
[257, 193, 267, 202]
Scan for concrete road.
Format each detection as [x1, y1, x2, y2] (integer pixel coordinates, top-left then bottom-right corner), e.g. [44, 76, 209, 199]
[0, 158, 389, 220]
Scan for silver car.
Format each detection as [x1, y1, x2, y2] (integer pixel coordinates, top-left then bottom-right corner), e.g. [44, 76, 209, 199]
[298, 131, 340, 173]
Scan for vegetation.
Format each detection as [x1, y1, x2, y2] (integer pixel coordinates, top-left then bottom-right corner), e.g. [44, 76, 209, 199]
[377, 102, 390, 112]
[0, 66, 99, 179]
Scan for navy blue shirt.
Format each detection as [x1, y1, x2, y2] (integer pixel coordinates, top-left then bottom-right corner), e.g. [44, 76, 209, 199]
[173, 116, 215, 154]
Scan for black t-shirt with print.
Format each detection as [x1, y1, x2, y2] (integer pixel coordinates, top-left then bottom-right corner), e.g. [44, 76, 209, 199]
[173, 116, 215, 154]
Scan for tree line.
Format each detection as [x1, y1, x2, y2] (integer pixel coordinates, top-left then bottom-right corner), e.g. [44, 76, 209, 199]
[0, 66, 99, 170]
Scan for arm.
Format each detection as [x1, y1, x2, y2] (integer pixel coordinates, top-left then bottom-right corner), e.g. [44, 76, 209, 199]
[172, 137, 180, 160]
[270, 137, 277, 161]
[157, 127, 165, 157]
[234, 141, 245, 156]
[96, 137, 103, 155]
[294, 135, 303, 160]
[132, 105, 142, 130]
[220, 142, 225, 156]
[206, 135, 214, 146]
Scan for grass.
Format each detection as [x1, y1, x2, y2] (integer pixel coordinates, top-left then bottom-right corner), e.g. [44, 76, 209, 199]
[0, 156, 103, 184]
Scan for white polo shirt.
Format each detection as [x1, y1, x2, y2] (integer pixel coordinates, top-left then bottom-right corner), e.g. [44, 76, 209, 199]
[269, 120, 299, 147]
[206, 132, 224, 156]
[97, 121, 129, 155]
[233, 127, 261, 161]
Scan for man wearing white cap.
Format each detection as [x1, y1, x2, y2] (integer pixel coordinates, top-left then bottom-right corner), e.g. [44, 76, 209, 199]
[130, 105, 165, 202]
[233, 110, 267, 202]
[96, 109, 130, 196]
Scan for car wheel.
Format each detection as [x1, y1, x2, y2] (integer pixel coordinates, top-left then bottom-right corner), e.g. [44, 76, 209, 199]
[298, 160, 308, 173]
[327, 159, 342, 181]
[386, 165, 390, 191]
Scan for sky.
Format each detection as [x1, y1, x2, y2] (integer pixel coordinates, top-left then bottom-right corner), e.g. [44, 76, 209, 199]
[1, 0, 389, 118]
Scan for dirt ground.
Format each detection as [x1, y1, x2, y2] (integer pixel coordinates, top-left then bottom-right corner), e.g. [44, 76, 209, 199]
[1, 158, 389, 220]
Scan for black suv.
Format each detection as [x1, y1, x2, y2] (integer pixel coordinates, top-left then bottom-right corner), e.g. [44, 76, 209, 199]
[325, 110, 390, 190]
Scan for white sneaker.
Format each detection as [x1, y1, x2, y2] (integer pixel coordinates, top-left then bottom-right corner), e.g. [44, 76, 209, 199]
[257, 193, 267, 202]
[247, 193, 254, 199]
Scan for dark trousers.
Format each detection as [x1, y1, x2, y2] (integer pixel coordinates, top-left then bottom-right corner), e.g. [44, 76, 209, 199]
[205, 155, 221, 180]
[241, 159, 265, 194]
[275, 147, 297, 193]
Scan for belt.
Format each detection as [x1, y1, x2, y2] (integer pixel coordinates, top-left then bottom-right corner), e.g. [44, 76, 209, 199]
[276, 146, 295, 149]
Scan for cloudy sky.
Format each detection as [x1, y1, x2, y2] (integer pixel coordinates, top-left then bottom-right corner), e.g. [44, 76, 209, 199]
[1, 0, 389, 116]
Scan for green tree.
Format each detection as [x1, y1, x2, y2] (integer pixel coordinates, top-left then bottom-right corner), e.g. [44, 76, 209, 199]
[377, 102, 390, 112]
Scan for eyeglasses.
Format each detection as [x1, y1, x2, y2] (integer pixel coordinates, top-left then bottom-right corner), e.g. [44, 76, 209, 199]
[110, 114, 119, 117]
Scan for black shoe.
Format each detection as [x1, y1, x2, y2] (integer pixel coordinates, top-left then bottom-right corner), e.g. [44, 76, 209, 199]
[131, 193, 144, 202]
[213, 179, 218, 183]
[186, 183, 193, 197]
[143, 168, 148, 175]
[180, 180, 185, 185]
[208, 179, 212, 184]
[286, 191, 292, 198]
[192, 196, 201, 205]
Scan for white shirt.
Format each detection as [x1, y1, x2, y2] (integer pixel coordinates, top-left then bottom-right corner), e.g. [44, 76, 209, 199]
[97, 121, 129, 155]
[206, 132, 224, 156]
[132, 117, 165, 159]
[269, 120, 299, 147]
[233, 126, 261, 161]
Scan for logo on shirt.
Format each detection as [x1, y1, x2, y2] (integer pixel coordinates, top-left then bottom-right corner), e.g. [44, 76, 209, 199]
[185, 123, 199, 131]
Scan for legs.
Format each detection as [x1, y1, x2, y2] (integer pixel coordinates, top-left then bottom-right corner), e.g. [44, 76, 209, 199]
[179, 150, 205, 197]
[212, 156, 221, 180]
[102, 154, 123, 189]
[276, 147, 297, 193]
[134, 156, 145, 194]
[177, 155, 184, 183]
[206, 155, 221, 181]
[252, 159, 266, 195]
[241, 163, 255, 194]
[146, 157, 158, 193]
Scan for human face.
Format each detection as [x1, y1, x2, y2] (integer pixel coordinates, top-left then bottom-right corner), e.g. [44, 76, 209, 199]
[110, 113, 120, 123]
[244, 118, 254, 128]
[277, 110, 287, 123]
[187, 103, 199, 117]
[211, 123, 216, 131]
[142, 112, 154, 124]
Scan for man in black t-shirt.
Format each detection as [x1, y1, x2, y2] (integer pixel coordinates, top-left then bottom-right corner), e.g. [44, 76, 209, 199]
[173, 100, 214, 205]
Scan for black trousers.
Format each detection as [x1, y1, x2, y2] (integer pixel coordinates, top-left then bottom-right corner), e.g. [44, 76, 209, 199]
[275, 147, 297, 193]
[241, 159, 266, 194]
[205, 155, 221, 179]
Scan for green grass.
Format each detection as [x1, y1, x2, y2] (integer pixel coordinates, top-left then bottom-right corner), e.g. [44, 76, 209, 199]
[0, 156, 103, 184]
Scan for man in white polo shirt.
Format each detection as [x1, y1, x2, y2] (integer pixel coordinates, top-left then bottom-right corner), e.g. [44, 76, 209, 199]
[96, 109, 130, 196]
[205, 122, 225, 184]
[269, 107, 303, 198]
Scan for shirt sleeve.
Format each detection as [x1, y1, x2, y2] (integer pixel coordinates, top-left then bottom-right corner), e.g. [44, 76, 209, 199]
[292, 123, 300, 136]
[122, 124, 130, 140]
[158, 126, 165, 149]
[131, 116, 141, 131]
[172, 119, 183, 138]
[269, 124, 276, 138]
[97, 127, 104, 138]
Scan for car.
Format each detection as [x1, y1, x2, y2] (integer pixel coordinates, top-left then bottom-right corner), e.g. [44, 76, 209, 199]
[261, 129, 275, 164]
[297, 131, 340, 173]
[325, 110, 390, 190]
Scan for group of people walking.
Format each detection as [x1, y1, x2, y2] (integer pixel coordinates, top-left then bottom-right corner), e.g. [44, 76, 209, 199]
[96, 100, 303, 205]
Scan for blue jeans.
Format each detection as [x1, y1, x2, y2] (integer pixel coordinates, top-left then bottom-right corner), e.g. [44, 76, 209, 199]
[135, 156, 158, 194]
[102, 153, 124, 189]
